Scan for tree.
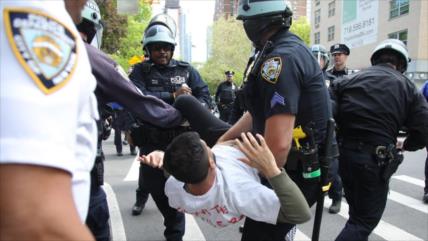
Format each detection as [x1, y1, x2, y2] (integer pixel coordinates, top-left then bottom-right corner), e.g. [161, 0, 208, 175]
[96, 0, 128, 54]
[199, 17, 252, 93]
[110, 1, 152, 70]
[290, 16, 311, 46]
[97, 0, 152, 70]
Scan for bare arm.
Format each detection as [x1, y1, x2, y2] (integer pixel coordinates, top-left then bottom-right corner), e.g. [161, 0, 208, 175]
[0, 164, 94, 241]
[264, 114, 295, 167]
[217, 112, 253, 143]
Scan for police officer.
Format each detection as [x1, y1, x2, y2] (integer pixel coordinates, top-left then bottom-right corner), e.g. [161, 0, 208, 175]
[77, 5, 184, 241]
[1, 0, 97, 240]
[328, 43, 351, 78]
[422, 80, 428, 203]
[218, 1, 332, 240]
[311, 44, 343, 214]
[215, 70, 237, 122]
[330, 39, 428, 241]
[129, 14, 211, 241]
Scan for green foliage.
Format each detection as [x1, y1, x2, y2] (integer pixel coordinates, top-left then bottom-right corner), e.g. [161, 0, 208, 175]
[96, 0, 128, 54]
[199, 17, 252, 93]
[290, 16, 311, 46]
[97, 0, 152, 70]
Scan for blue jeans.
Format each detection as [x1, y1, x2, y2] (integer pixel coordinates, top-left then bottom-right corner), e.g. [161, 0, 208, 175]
[335, 147, 389, 241]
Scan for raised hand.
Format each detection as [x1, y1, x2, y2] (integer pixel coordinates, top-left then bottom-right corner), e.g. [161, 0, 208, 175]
[235, 132, 281, 178]
[139, 150, 164, 169]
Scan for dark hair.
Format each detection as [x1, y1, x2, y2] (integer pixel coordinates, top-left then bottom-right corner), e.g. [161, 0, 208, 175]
[372, 49, 405, 72]
[163, 132, 209, 184]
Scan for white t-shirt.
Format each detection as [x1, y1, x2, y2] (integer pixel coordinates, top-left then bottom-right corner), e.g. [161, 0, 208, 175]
[165, 145, 281, 228]
[0, 0, 98, 221]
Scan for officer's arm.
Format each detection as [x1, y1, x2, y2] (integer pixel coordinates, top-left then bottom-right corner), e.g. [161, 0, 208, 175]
[264, 114, 295, 167]
[215, 84, 221, 103]
[87, 45, 182, 128]
[217, 112, 253, 143]
[402, 89, 428, 151]
[0, 164, 94, 241]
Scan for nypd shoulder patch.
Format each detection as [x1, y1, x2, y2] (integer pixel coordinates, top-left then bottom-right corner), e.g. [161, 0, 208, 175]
[3, 8, 78, 94]
[261, 57, 282, 84]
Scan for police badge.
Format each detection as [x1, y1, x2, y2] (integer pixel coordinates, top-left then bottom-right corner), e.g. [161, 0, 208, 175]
[3, 8, 78, 94]
[261, 57, 282, 84]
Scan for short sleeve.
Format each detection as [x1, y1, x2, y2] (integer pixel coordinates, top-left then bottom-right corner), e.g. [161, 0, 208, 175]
[260, 55, 301, 119]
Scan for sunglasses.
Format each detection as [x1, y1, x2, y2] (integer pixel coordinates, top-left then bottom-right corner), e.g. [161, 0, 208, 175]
[150, 44, 173, 52]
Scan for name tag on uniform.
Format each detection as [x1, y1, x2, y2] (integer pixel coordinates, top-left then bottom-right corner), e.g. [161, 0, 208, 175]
[4, 8, 78, 94]
[171, 76, 185, 84]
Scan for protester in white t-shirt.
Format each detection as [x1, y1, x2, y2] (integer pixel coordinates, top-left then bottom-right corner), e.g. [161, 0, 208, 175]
[0, 0, 97, 240]
[140, 131, 311, 228]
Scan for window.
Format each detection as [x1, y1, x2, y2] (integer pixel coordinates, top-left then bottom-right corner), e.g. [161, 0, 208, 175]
[314, 32, 320, 44]
[390, 0, 409, 19]
[315, 9, 321, 28]
[328, 1, 335, 17]
[388, 29, 408, 45]
[328, 26, 335, 41]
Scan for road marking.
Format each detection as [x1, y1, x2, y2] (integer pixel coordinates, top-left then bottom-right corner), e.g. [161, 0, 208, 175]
[104, 183, 127, 241]
[295, 228, 311, 241]
[183, 213, 206, 241]
[324, 199, 423, 241]
[389, 191, 428, 214]
[392, 175, 425, 187]
[124, 154, 140, 181]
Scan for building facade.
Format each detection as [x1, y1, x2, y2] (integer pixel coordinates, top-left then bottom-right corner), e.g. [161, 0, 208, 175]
[214, 0, 239, 20]
[311, 0, 428, 82]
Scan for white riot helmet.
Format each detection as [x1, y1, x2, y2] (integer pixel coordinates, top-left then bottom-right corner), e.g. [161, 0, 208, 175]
[77, 0, 103, 48]
[370, 39, 410, 73]
[311, 44, 330, 70]
[142, 15, 177, 55]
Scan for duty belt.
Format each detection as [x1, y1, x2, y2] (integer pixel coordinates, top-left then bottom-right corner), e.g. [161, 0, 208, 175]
[338, 139, 391, 160]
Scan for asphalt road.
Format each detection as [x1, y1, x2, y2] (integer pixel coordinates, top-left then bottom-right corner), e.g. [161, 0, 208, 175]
[103, 132, 428, 241]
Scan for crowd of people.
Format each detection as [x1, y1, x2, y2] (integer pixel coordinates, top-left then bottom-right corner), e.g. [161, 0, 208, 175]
[1, 0, 428, 241]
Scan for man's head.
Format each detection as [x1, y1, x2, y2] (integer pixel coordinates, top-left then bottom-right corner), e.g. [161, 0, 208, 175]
[163, 132, 215, 184]
[330, 43, 350, 70]
[64, 0, 88, 24]
[225, 70, 235, 82]
[311, 44, 330, 71]
[236, 0, 293, 48]
[76, 0, 103, 48]
[370, 39, 410, 73]
[142, 14, 177, 65]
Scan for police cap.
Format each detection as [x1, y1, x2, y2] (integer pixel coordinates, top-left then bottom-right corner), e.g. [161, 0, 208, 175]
[225, 70, 235, 76]
[330, 43, 350, 55]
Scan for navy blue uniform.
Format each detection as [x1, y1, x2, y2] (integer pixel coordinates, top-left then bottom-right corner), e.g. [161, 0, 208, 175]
[85, 43, 183, 241]
[215, 81, 237, 122]
[129, 58, 211, 241]
[241, 30, 331, 241]
[327, 67, 351, 78]
[331, 64, 428, 241]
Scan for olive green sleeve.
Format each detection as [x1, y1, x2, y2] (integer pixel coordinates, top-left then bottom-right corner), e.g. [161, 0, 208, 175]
[268, 168, 312, 224]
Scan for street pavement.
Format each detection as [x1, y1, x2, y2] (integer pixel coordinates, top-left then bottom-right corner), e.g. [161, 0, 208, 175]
[103, 132, 428, 241]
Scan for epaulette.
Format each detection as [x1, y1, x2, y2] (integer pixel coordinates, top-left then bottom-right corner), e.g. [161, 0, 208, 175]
[176, 60, 190, 67]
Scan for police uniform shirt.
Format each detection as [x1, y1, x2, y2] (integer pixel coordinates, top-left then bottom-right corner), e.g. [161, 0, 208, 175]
[248, 30, 330, 144]
[0, 1, 98, 221]
[216, 81, 237, 104]
[331, 64, 428, 146]
[327, 67, 350, 78]
[129, 59, 211, 106]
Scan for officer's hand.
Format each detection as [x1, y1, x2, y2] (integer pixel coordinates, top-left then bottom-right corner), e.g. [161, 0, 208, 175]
[139, 151, 164, 169]
[235, 132, 281, 178]
[174, 85, 192, 97]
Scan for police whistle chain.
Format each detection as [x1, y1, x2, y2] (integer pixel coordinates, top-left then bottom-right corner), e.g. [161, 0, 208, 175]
[312, 118, 335, 241]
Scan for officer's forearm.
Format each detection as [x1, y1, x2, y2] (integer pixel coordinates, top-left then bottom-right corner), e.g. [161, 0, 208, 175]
[217, 112, 252, 143]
